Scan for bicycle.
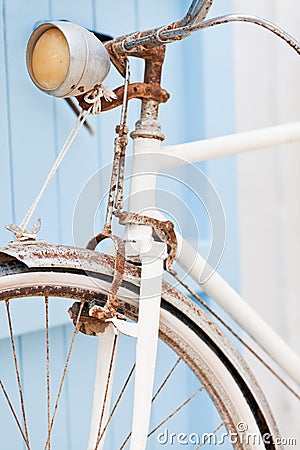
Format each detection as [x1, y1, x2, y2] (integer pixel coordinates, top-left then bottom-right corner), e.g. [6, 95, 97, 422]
[1, 1, 300, 449]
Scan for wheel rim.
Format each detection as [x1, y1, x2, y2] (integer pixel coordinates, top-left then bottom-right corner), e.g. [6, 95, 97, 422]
[0, 268, 280, 449]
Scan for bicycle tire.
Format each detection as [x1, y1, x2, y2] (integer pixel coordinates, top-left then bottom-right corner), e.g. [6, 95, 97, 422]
[0, 242, 282, 450]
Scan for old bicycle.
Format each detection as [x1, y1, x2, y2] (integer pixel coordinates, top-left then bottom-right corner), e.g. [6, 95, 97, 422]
[1, 1, 300, 449]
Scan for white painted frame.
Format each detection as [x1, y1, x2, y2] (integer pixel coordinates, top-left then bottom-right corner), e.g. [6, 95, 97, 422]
[90, 127, 300, 449]
[148, 125, 300, 386]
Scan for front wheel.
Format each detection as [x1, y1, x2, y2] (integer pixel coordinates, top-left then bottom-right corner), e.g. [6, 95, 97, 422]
[0, 242, 282, 449]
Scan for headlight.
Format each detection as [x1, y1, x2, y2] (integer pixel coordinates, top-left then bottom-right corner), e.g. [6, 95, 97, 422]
[26, 21, 111, 98]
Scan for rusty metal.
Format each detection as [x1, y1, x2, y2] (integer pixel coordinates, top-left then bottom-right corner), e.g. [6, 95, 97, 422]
[128, 52, 166, 141]
[5, 300, 30, 447]
[152, 357, 181, 403]
[68, 301, 109, 336]
[103, 57, 130, 231]
[120, 385, 205, 449]
[77, 82, 169, 112]
[131, 46, 166, 142]
[127, 14, 300, 59]
[114, 126, 127, 210]
[114, 210, 177, 270]
[107, 11, 300, 62]
[115, 59, 131, 211]
[0, 241, 140, 279]
[5, 218, 41, 242]
[44, 301, 84, 450]
[102, 130, 128, 233]
[106, 40, 166, 80]
[95, 363, 136, 448]
[45, 296, 51, 450]
[196, 422, 225, 450]
[86, 233, 126, 319]
[162, 14, 300, 56]
[104, 0, 212, 73]
[148, 386, 205, 437]
[0, 243, 283, 444]
[0, 380, 30, 449]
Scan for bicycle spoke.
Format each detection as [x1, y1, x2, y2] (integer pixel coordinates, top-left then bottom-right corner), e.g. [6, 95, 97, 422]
[0, 379, 30, 449]
[195, 421, 225, 449]
[118, 358, 192, 449]
[5, 300, 30, 448]
[169, 270, 300, 401]
[119, 431, 130, 449]
[148, 385, 205, 438]
[152, 357, 181, 403]
[93, 333, 119, 450]
[95, 363, 136, 449]
[43, 301, 84, 450]
[45, 296, 51, 450]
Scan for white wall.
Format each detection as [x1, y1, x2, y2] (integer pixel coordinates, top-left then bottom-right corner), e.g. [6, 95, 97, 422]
[234, 0, 300, 444]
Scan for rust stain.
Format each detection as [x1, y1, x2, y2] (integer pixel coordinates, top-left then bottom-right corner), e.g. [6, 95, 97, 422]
[85, 232, 126, 319]
[77, 82, 169, 112]
[114, 210, 177, 270]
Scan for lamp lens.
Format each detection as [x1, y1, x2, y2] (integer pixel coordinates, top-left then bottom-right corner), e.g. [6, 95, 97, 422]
[32, 28, 70, 89]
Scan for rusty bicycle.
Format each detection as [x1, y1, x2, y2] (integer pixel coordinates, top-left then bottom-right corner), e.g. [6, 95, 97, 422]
[1, 1, 300, 449]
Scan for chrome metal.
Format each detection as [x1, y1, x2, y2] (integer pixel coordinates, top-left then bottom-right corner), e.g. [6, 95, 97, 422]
[6, 300, 30, 447]
[26, 21, 110, 98]
[112, 12, 300, 59]
[155, 0, 213, 43]
[122, 0, 213, 50]
[182, 0, 214, 26]
[161, 14, 300, 55]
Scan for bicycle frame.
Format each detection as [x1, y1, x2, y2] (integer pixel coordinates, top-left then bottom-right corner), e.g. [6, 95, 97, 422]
[150, 122, 300, 382]
[160, 125, 300, 386]
[3, 1, 300, 448]
[74, 2, 300, 448]
[87, 117, 300, 450]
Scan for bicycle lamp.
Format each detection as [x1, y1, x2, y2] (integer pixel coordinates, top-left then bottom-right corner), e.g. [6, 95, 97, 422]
[26, 21, 110, 98]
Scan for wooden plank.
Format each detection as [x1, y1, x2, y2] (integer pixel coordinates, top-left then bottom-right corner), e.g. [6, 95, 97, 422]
[0, 336, 24, 448]
[62, 325, 98, 448]
[0, 1, 239, 448]
[49, 0, 99, 246]
[20, 325, 71, 448]
[2, 0, 61, 246]
[234, 0, 300, 444]
[200, 0, 239, 289]
[0, 0, 13, 245]
[0, 296, 76, 340]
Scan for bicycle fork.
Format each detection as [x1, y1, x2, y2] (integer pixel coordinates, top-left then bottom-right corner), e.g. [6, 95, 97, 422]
[88, 41, 167, 446]
[87, 236, 166, 450]
[88, 129, 166, 450]
[125, 231, 167, 450]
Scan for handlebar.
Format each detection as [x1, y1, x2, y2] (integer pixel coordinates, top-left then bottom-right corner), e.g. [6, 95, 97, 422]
[176, 0, 213, 27]
[108, 2, 300, 62]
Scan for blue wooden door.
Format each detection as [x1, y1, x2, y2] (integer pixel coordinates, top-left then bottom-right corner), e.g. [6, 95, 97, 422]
[0, 0, 237, 448]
